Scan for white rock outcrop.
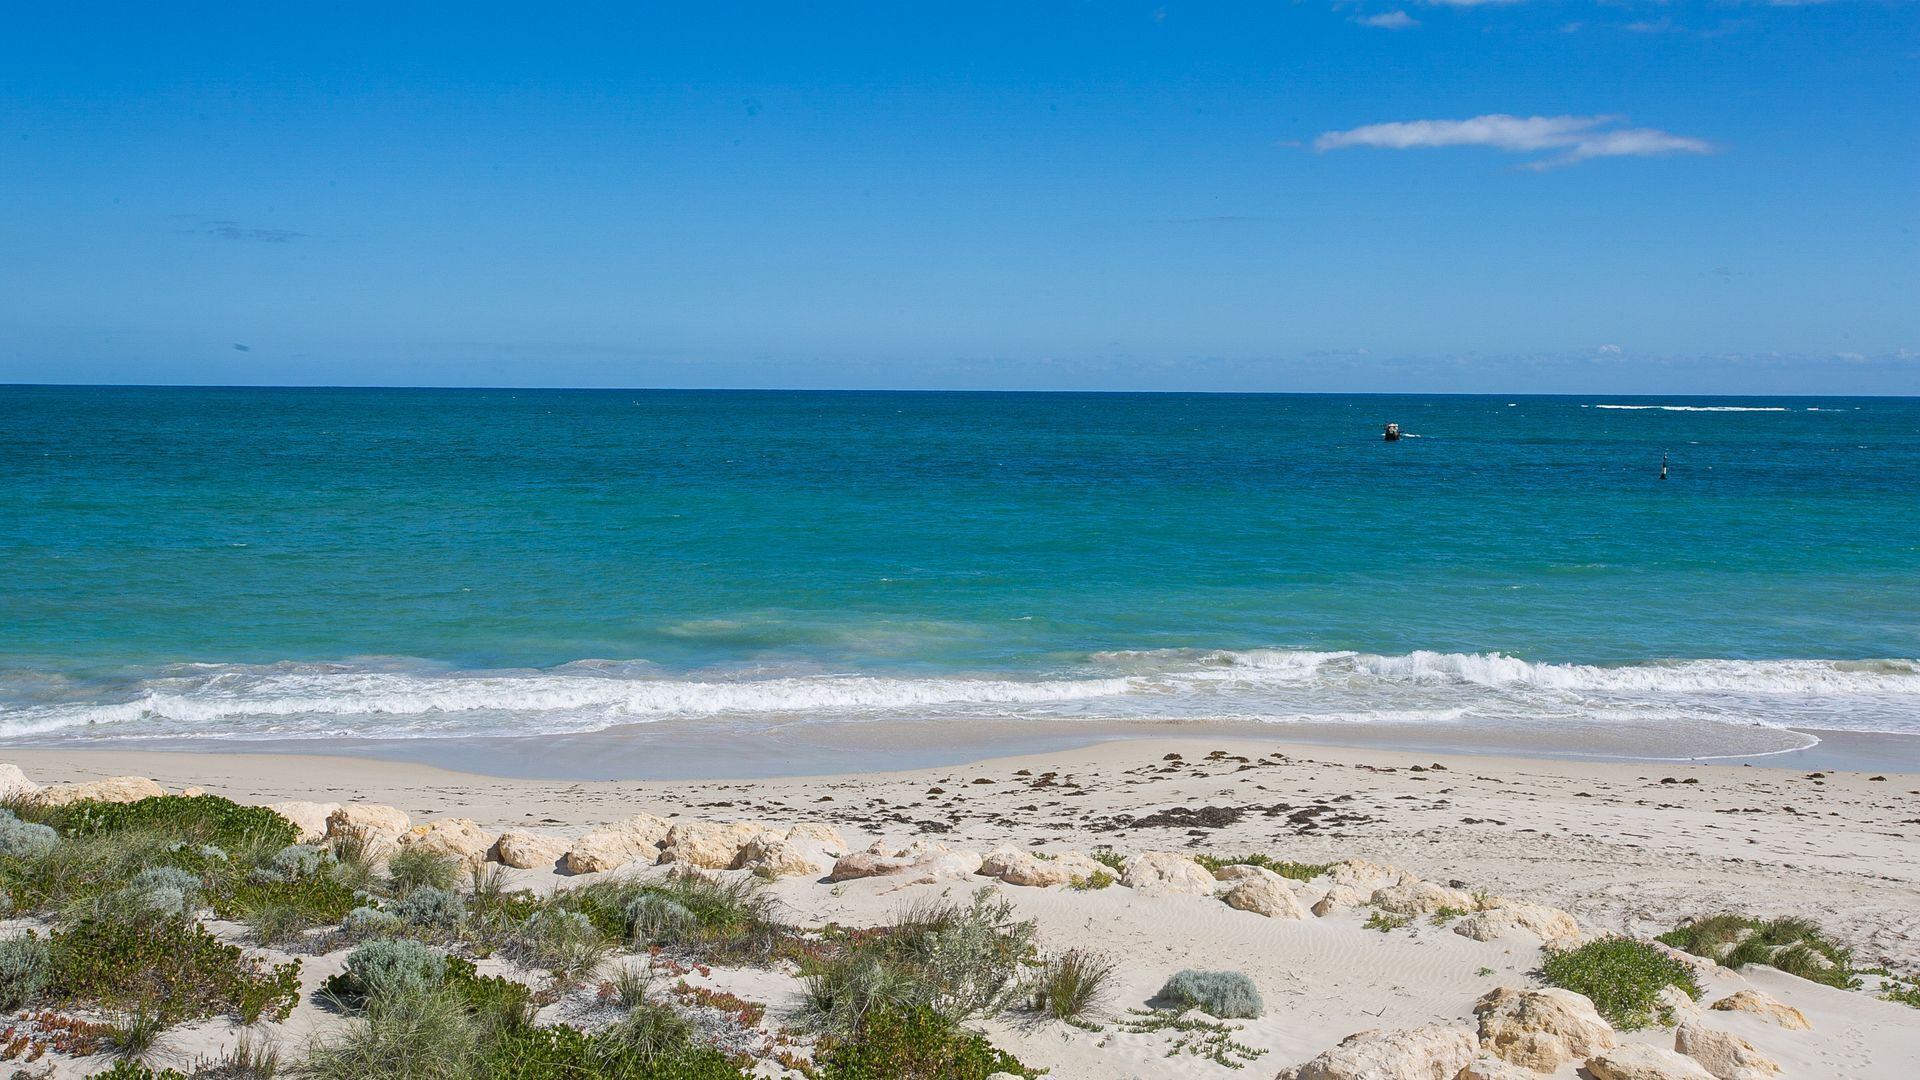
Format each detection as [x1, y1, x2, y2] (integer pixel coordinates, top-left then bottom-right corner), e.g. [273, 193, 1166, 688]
[1473, 986, 1616, 1072]
[563, 812, 673, 874]
[978, 847, 1102, 887]
[0, 764, 39, 800]
[1278, 1025, 1479, 1080]
[492, 831, 569, 870]
[36, 776, 165, 806]
[1675, 1022, 1781, 1080]
[1370, 879, 1474, 916]
[658, 821, 773, 869]
[267, 800, 340, 844]
[1707, 990, 1810, 1031]
[1120, 851, 1215, 895]
[398, 818, 494, 868]
[1584, 1044, 1717, 1080]
[1221, 876, 1310, 920]
[325, 804, 412, 846]
[1452, 901, 1581, 947]
[733, 834, 821, 878]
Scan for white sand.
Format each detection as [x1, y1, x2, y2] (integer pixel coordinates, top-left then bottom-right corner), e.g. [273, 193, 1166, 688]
[7, 737, 1919, 1078]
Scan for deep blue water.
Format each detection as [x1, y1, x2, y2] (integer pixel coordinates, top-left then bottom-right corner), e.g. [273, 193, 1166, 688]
[2, 386, 1916, 745]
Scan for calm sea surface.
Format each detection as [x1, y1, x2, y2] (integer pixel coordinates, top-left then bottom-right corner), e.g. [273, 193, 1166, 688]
[2, 386, 1916, 752]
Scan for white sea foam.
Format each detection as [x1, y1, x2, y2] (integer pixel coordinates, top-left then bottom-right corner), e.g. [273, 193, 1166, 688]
[1593, 404, 1789, 412]
[1, 650, 1914, 741]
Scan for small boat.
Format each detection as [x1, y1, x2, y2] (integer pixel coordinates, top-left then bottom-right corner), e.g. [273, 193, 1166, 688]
[1383, 422, 1401, 442]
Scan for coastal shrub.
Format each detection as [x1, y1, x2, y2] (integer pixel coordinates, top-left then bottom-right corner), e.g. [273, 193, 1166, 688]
[1363, 911, 1410, 932]
[386, 848, 461, 894]
[223, 872, 360, 932]
[2, 829, 171, 913]
[1089, 849, 1126, 873]
[323, 938, 448, 1005]
[85, 1063, 190, 1080]
[253, 844, 329, 883]
[625, 893, 698, 945]
[1027, 948, 1116, 1021]
[391, 884, 464, 929]
[471, 1014, 750, 1079]
[46, 914, 301, 1024]
[817, 1005, 1034, 1080]
[803, 891, 1035, 1037]
[302, 983, 478, 1080]
[0, 931, 50, 1010]
[48, 795, 297, 855]
[1540, 937, 1701, 1030]
[340, 905, 405, 937]
[563, 872, 787, 964]
[1658, 914, 1857, 989]
[504, 908, 610, 981]
[1155, 969, 1263, 1019]
[0, 809, 59, 859]
[1192, 854, 1334, 882]
[325, 831, 381, 893]
[119, 866, 204, 918]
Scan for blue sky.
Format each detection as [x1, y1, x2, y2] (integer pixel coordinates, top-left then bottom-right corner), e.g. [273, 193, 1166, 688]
[2, 2, 1915, 393]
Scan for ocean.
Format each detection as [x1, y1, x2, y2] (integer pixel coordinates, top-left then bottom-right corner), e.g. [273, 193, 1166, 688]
[2, 386, 1916, 765]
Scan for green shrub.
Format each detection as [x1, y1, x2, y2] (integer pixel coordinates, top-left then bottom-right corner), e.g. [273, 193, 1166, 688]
[224, 872, 361, 930]
[474, 1016, 749, 1079]
[118, 866, 204, 918]
[386, 848, 461, 894]
[49, 795, 297, 854]
[1027, 948, 1115, 1021]
[340, 905, 405, 937]
[47, 914, 301, 1024]
[1089, 849, 1126, 873]
[1363, 911, 1410, 932]
[1156, 969, 1262, 1019]
[84, 1062, 190, 1080]
[503, 908, 610, 980]
[0, 930, 50, 1010]
[624, 893, 698, 944]
[1192, 854, 1334, 881]
[254, 844, 330, 882]
[1067, 869, 1115, 891]
[561, 872, 787, 964]
[1541, 937, 1701, 1030]
[818, 1005, 1034, 1080]
[1658, 914, 1857, 990]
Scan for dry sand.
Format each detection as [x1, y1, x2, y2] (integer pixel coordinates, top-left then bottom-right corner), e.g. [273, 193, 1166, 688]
[7, 736, 1919, 1078]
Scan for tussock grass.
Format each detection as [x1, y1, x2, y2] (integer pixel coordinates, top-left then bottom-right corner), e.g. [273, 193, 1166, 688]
[1027, 948, 1115, 1021]
[1658, 913, 1857, 989]
[385, 848, 461, 894]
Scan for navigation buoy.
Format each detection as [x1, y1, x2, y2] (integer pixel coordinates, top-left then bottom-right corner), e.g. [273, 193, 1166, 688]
[1659, 452, 1669, 481]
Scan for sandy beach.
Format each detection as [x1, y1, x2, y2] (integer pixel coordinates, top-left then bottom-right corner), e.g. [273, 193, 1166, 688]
[6, 735, 1917, 1077]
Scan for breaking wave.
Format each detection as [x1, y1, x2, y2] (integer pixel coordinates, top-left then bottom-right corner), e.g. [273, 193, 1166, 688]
[1, 649, 1915, 742]
[1591, 405, 1789, 412]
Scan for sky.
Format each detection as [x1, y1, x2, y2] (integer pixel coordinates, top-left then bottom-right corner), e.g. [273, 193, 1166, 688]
[2, 2, 1916, 394]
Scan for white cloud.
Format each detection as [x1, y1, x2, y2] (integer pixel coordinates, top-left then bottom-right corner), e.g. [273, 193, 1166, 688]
[1418, 0, 1524, 6]
[1597, 344, 1623, 355]
[1356, 12, 1420, 29]
[1314, 113, 1713, 169]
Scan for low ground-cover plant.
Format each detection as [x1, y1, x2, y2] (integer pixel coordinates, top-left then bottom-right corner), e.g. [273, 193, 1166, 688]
[47, 913, 300, 1025]
[1363, 911, 1410, 933]
[555, 872, 787, 966]
[1115, 1006, 1265, 1068]
[321, 938, 534, 1033]
[1192, 854, 1334, 881]
[1067, 869, 1114, 891]
[385, 848, 462, 894]
[1658, 914, 1857, 990]
[1541, 937, 1700, 1030]
[1155, 969, 1262, 1019]
[817, 1004, 1034, 1080]
[475, 1010, 749, 1079]
[42, 796, 296, 855]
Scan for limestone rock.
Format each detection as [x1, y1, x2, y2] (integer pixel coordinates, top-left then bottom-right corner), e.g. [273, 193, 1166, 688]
[1457, 1055, 1538, 1080]
[906, 848, 984, 882]
[1657, 985, 1700, 1021]
[1212, 863, 1283, 883]
[659, 821, 773, 869]
[399, 818, 494, 868]
[1454, 901, 1581, 947]
[564, 812, 673, 874]
[828, 841, 980, 882]
[1707, 990, 1810, 1031]
[1312, 883, 1371, 917]
[1324, 857, 1398, 886]
[1221, 877, 1310, 919]
[268, 800, 341, 844]
[733, 834, 821, 878]
[492, 831, 568, 870]
[783, 822, 847, 849]
[828, 850, 906, 881]
[1674, 1022, 1781, 1080]
[978, 847, 1101, 887]
[326, 804, 411, 845]
[1120, 851, 1215, 895]
[0, 764, 39, 799]
[36, 775, 165, 806]
[1585, 1045, 1716, 1080]
[1474, 987, 1616, 1072]
[181, 786, 206, 797]
[1278, 1025, 1479, 1080]
[1370, 879, 1474, 916]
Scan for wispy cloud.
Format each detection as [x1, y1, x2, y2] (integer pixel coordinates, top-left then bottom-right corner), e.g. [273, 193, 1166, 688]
[1314, 113, 1714, 169]
[172, 214, 308, 243]
[1355, 12, 1420, 29]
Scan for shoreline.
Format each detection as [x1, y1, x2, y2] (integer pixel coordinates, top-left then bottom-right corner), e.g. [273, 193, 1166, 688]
[7, 718, 1919, 781]
[4, 731, 1918, 1076]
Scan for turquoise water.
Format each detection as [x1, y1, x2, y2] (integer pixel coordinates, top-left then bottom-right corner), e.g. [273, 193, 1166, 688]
[2, 386, 1916, 748]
